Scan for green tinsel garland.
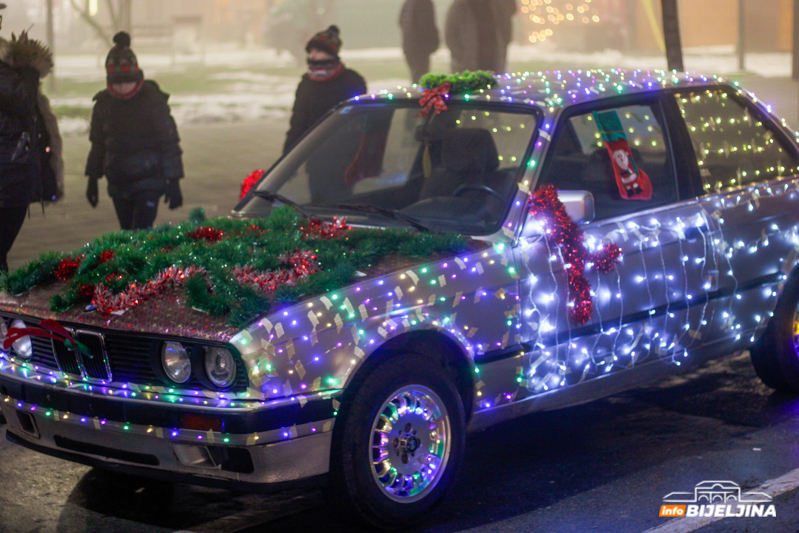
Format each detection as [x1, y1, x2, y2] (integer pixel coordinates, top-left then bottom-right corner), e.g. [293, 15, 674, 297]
[419, 71, 497, 95]
[1, 208, 471, 329]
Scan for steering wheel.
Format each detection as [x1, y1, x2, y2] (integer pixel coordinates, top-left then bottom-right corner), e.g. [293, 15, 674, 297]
[452, 184, 504, 203]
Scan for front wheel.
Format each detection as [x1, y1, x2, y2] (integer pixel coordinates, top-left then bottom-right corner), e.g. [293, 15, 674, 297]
[326, 352, 466, 529]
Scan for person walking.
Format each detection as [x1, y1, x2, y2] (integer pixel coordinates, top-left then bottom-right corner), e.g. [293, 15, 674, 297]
[85, 32, 183, 230]
[399, 0, 439, 84]
[445, 0, 516, 74]
[0, 26, 63, 272]
[283, 25, 367, 154]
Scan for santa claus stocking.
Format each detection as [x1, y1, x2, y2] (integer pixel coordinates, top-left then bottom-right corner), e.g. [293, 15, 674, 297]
[593, 110, 653, 201]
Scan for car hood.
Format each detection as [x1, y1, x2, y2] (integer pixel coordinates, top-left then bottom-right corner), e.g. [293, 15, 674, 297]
[0, 207, 477, 343]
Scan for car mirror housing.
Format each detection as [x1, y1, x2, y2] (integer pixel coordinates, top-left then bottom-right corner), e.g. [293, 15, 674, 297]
[521, 190, 595, 239]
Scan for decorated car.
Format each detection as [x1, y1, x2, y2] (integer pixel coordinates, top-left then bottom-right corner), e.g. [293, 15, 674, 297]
[3, 69, 799, 527]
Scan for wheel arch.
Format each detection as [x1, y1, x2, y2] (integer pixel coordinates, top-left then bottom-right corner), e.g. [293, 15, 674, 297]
[342, 329, 477, 423]
[756, 263, 799, 346]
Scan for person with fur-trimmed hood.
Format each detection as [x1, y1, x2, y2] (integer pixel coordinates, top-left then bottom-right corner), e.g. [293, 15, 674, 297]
[283, 25, 367, 154]
[0, 23, 64, 272]
[85, 31, 184, 230]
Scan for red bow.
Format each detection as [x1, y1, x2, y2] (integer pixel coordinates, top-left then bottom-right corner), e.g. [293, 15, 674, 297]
[3, 319, 91, 357]
[418, 82, 451, 117]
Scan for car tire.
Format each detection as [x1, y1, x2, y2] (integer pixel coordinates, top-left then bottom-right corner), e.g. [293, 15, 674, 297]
[754, 275, 799, 392]
[749, 322, 792, 391]
[326, 351, 466, 529]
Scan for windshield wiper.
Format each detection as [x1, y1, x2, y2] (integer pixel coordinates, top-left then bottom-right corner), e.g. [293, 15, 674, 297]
[251, 190, 314, 219]
[326, 204, 432, 233]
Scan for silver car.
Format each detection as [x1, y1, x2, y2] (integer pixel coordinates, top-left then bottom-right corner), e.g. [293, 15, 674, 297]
[2, 69, 799, 528]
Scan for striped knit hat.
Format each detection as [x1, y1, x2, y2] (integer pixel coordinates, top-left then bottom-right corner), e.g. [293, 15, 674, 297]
[306, 25, 342, 58]
[105, 31, 143, 84]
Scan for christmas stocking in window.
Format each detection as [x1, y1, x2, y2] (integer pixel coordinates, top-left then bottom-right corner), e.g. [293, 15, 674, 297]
[593, 110, 653, 200]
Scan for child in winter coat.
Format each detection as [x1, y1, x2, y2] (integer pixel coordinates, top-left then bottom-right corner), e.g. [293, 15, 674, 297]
[0, 27, 63, 272]
[85, 32, 183, 230]
[283, 25, 367, 154]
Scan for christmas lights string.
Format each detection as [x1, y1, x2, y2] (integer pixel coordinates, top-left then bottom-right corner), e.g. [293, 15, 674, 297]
[1, 69, 798, 427]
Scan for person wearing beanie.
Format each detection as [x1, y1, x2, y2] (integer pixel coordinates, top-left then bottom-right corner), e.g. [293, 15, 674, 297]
[85, 31, 184, 230]
[0, 23, 63, 272]
[283, 25, 367, 154]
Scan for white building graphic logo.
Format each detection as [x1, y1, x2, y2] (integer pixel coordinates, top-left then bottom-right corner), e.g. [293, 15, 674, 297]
[660, 481, 776, 518]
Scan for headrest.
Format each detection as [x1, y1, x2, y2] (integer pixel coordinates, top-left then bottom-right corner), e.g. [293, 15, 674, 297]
[441, 129, 499, 175]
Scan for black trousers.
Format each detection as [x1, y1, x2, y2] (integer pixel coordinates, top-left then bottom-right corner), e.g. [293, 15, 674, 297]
[0, 206, 28, 272]
[112, 190, 162, 230]
[405, 52, 431, 84]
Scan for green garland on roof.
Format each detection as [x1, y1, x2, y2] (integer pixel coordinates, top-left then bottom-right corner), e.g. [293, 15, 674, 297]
[0, 207, 470, 329]
[419, 71, 497, 95]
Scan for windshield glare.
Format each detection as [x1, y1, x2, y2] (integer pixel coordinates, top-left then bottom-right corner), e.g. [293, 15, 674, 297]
[238, 103, 538, 234]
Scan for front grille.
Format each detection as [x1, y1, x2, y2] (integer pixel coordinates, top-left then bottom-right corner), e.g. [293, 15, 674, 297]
[52, 338, 82, 376]
[0, 312, 247, 392]
[29, 336, 59, 369]
[105, 334, 158, 383]
[76, 332, 111, 381]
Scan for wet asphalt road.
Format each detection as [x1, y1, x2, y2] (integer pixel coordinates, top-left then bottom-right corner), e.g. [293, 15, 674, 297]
[2, 350, 799, 533]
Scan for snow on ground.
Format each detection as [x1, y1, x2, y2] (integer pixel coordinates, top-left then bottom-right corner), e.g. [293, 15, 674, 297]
[51, 44, 795, 136]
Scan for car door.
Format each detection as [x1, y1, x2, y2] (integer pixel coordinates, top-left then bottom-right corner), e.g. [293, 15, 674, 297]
[514, 95, 717, 394]
[669, 86, 799, 346]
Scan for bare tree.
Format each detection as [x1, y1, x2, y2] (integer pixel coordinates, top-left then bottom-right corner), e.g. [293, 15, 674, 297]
[661, 0, 684, 71]
[70, 0, 131, 46]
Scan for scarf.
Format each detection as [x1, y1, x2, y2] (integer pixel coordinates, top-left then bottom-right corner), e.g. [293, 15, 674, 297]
[307, 59, 345, 82]
[107, 78, 144, 99]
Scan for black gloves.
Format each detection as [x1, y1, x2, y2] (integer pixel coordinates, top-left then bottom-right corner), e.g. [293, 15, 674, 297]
[164, 180, 183, 210]
[86, 177, 99, 207]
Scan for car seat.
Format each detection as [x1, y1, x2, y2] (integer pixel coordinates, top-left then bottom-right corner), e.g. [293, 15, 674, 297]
[419, 128, 500, 200]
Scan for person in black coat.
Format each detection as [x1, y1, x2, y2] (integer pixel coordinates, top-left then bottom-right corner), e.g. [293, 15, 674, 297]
[0, 29, 62, 272]
[399, 0, 439, 84]
[85, 32, 183, 230]
[283, 25, 367, 155]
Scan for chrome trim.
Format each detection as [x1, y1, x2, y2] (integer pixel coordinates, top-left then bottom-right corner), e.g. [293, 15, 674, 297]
[51, 328, 113, 382]
[75, 329, 113, 382]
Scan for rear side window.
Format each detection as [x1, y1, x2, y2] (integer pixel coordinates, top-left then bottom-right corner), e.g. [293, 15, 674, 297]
[674, 89, 799, 193]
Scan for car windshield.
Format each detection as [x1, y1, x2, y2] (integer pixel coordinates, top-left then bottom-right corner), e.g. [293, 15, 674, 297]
[236, 102, 539, 235]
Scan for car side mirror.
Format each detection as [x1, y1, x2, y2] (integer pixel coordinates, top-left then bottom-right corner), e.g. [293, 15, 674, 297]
[521, 190, 595, 239]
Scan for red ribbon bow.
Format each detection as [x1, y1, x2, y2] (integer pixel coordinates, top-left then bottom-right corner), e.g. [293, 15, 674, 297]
[418, 82, 451, 117]
[3, 319, 91, 357]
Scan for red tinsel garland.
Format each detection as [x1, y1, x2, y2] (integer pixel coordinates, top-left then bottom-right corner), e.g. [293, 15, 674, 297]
[91, 251, 320, 315]
[528, 185, 622, 324]
[240, 169, 266, 200]
[301, 217, 350, 239]
[188, 227, 225, 243]
[98, 250, 115, 264]
[231, 250, 319, 293]
[54, 256, 83, 282]
[93, 266, 207, 315]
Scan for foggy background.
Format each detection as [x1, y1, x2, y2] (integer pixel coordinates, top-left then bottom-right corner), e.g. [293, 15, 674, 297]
[6, 0, 799, 271]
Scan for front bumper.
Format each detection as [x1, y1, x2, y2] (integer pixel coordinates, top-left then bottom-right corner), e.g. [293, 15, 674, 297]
[0, 367, 339, 487]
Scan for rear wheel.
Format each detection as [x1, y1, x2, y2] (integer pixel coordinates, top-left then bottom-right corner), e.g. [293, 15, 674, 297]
[326, 352, 466, 529]
[752, 276, 799, 392]
[750, 323, 791, 391]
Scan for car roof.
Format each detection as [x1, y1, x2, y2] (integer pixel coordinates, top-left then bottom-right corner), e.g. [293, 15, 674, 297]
[369, 69, 737, 111]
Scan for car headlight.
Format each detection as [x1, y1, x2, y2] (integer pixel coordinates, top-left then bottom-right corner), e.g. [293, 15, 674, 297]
[162, 341, 191, 383]
[205, 347, 236, 388]
[10, 319, 32, 359]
